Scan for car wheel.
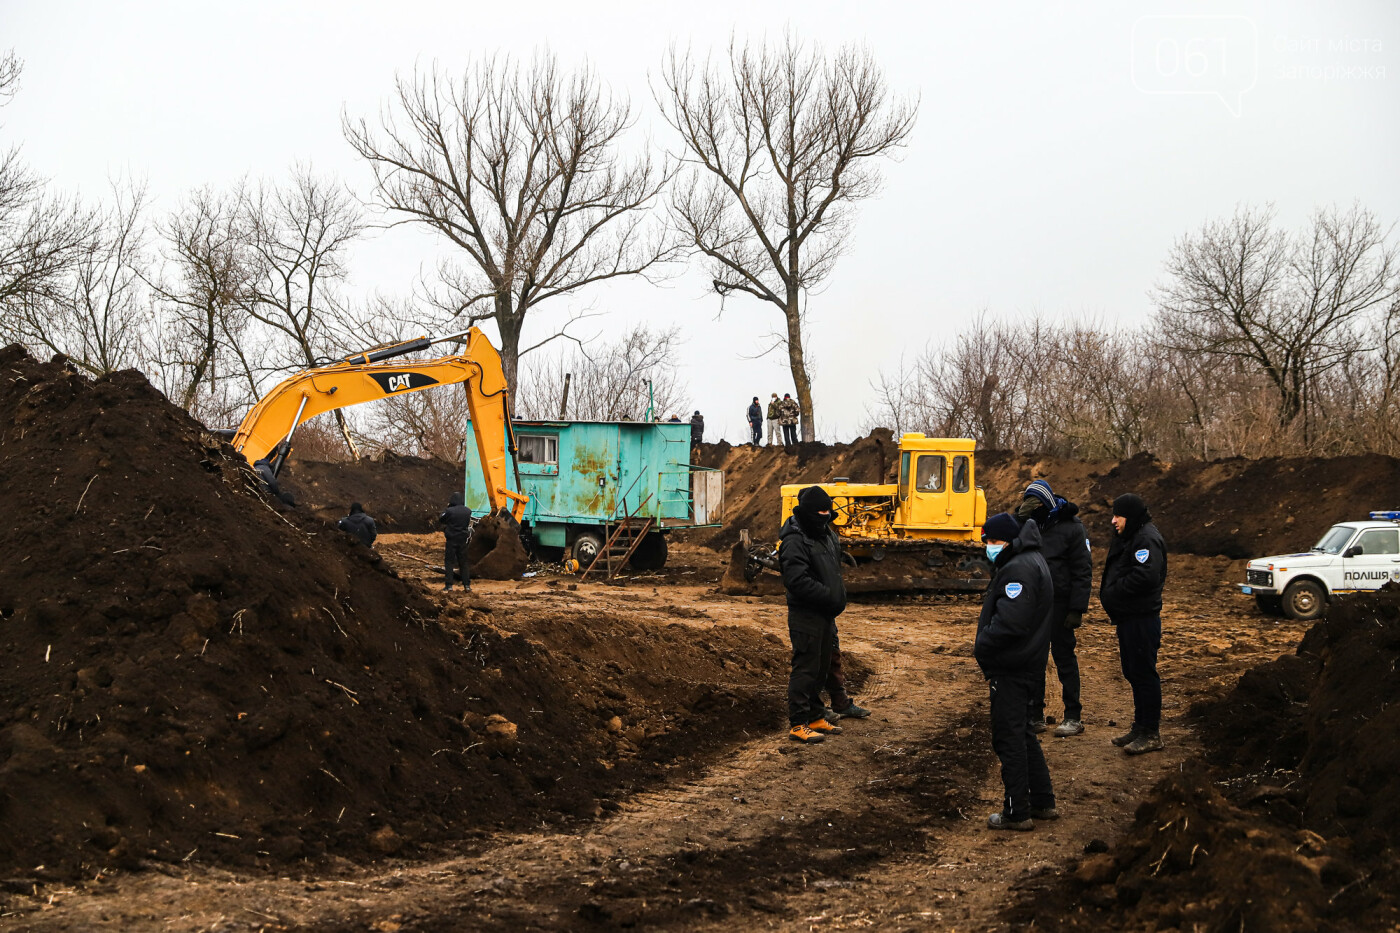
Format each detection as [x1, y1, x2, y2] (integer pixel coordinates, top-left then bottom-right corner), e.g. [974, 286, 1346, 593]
[1254, 593, 1284, 616]
[1282, 580, 1326, 621]
[571, 531, 605, 570]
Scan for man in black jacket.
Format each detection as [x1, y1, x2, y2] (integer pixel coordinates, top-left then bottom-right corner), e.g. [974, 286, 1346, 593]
[439, 492, 474, 592]
[746, 397, 763, 446]
[1100, 493, 1168, 755]
[779, 486, 847, 743]
[689, 410, 704, 453]
[976, 511, 1057, 830]
[1017, 480, 1092, 737]
[338, 502, 377, 547]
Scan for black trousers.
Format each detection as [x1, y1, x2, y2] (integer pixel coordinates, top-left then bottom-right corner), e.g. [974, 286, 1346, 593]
[782, 423, 798, 445]
[788, 619, 836, 726]
[1034, 610, 1082, 721]
[823, 633, 850, 710]
[989, 673, 1055, 821]
[1114, 613, 1162, 731]
[445, 538, 471, 589]
[750, 422, 762, 445]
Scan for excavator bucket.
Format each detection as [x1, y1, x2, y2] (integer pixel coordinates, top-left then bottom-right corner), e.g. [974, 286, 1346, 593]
[466, 512, 531, 580]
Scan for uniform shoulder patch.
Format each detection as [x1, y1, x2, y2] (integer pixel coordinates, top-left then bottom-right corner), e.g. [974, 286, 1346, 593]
[1135, 548, 1150, 564]
[1004, 582, 1023, 599]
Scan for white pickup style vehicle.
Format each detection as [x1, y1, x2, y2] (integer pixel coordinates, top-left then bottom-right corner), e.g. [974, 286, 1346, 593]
[1240, 513, 1400, 620]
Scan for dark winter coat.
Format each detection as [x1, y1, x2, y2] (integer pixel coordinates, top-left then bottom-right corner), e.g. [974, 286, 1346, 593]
[338, 509, 377, 547]
[975, 519, 1055, 679]
[439, 492, 474, 544]
[253, 458, 279, 493]
[747, 402, 763, 426]
[1039, 500, 1092, 614]
[1100, 521, 1168, 618]
[778, 514, 847, 631]
[690, 413, 704, 445]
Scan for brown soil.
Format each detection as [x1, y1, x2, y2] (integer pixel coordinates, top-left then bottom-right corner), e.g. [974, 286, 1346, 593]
[0, 347, 774, 882]
[6, 383, 1400, 932]
[278, 454, 462, 534]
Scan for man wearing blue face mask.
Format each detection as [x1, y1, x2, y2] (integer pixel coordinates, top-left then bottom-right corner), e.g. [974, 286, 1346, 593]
[975, 511, 1057, 831]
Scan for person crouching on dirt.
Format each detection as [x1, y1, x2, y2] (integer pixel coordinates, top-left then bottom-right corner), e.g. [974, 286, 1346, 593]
[338, 502, 377, 548]
[975, 511, 1057, 830]
[252, 457, 296, 507]
[1100, 493, 1168, 756]
[779, 485, 847, 743]
[1018, 480, 1092, 738]
[439, 492, 473, 593]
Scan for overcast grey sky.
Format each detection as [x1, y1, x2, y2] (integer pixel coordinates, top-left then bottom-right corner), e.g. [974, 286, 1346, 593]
[3, 0, 1397, 442]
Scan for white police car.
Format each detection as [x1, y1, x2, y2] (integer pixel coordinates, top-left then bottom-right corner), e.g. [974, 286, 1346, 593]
[1240, 512, 1400, 620]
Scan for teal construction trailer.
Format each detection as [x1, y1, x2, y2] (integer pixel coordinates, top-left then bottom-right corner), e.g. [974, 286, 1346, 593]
[461, 420, 724, 571]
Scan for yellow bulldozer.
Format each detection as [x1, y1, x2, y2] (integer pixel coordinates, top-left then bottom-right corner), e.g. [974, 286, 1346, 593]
[740, 435, 992, 593]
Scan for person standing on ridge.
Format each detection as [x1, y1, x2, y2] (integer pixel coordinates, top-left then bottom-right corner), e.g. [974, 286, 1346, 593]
[747, 396, 764, 446]
[766, 393, 782, 446]
[689, 410, 705, 457]
[779, 393, 800, 447]
[439, 491, 474, 592]
[1100, 493, 1168, 756]
[1017, 480, 1092, 737]
[779, 486, 848, 744]
[975, 510, 1057, 831]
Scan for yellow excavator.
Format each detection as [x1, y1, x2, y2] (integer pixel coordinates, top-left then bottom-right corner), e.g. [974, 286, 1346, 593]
[739, 435, 991, 592]
[231, 327, 529, 522]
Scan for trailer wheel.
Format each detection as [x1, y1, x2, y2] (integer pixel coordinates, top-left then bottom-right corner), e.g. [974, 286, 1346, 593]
[1282, 580, 1326, 621]
[1254, 593, 1284, 616]
[571, 531, 604, 570]
[628, 532, 668, 571]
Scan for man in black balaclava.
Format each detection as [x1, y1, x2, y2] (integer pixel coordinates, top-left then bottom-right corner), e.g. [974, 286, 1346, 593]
[337, 502, 377, 548]
[439, 492, 474, 592]
[778, 485, 848, 743]
[1099, 493, 1168, 755]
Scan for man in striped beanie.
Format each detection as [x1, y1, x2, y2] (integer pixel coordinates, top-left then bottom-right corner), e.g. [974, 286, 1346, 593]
[1016, 479, 1092, 738]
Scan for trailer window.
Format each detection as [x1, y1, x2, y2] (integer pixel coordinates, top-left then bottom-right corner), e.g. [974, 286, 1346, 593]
[1355, 528, 1399, 555]
[916, 455, 945, 492]
[952, 456, 970, 493]
[898, 452, 911, 500]
[517, 434, 558, 465]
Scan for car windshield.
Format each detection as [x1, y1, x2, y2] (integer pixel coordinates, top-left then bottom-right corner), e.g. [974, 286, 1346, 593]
[1314, 526, 1356, 555]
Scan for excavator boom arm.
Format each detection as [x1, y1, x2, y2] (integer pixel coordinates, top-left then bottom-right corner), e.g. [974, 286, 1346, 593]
[231, 328, 527, 520]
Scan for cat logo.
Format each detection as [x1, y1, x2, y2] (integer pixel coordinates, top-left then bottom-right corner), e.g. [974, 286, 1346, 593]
[370, 372, 440, 394]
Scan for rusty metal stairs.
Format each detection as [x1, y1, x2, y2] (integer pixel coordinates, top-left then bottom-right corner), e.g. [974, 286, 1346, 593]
[581, 495, 654, 580]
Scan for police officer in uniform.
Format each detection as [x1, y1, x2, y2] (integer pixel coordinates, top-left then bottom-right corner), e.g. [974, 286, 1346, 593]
[1100, 493, 1168, 755]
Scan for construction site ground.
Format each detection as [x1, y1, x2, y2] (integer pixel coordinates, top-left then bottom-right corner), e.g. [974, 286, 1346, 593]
[6, 541, 1309, 931]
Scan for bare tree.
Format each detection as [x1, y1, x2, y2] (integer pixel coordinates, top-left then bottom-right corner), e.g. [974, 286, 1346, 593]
[151, 182, 260, 416]
[239, 167, 365, 455]
[344, 54, 673, 392]
[515, 324, 687, 421]
[3, 179, 150, 376]
[1156, 204, 1400, 436]
[0, 50, 97, 329]
[657, 34, 917, 441]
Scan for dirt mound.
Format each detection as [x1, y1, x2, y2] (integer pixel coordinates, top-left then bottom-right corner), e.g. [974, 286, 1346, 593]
[695, 429, 901, 550]
[1011, 587, 1400, 930]
[467, 513, 530, 580]
[280, 453, 462, 533]
[0, 346, 782, 881]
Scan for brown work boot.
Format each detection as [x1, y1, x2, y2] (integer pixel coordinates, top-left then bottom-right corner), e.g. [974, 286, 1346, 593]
[1124, 731, 1164, 755]
[789, 724, 825, 743]
[987, 812, 1035, 831]
[1111, 723, 1141, 748]
[808, 718, 843, 735]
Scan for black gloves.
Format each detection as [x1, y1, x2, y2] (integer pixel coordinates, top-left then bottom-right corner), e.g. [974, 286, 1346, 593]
[1064, 610, 1083, 629]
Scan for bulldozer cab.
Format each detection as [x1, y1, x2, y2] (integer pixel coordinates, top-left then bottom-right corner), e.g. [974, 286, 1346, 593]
[895, 436, 980, 534]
